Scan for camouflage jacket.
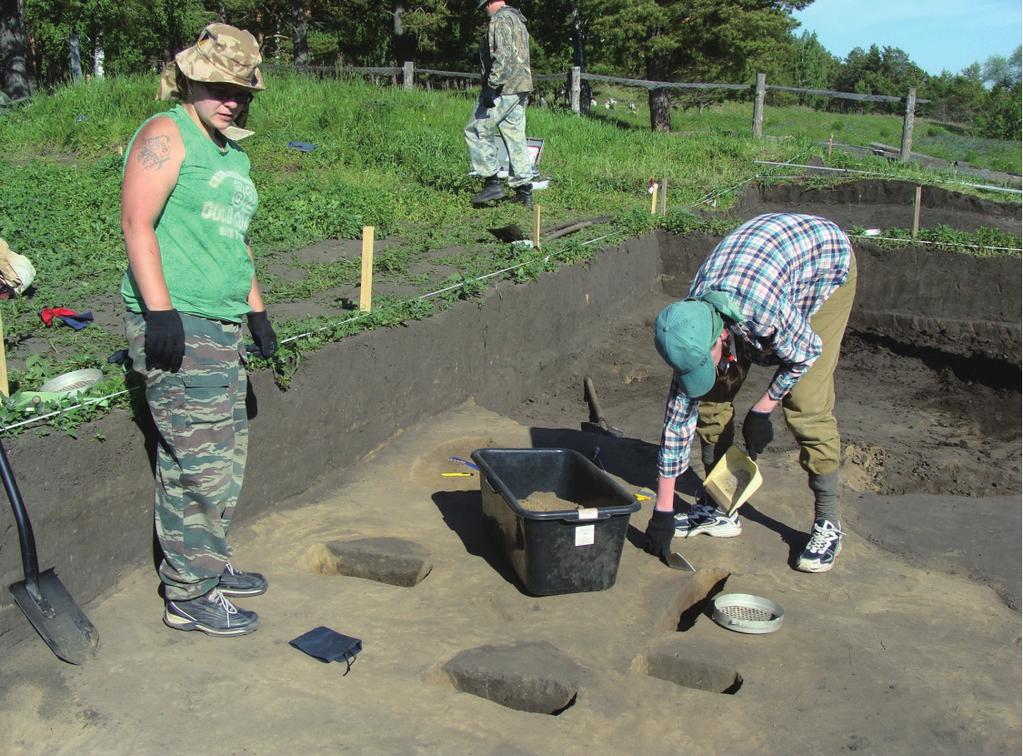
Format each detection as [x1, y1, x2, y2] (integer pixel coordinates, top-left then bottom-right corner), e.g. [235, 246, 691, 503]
[479, 6, 532, 94]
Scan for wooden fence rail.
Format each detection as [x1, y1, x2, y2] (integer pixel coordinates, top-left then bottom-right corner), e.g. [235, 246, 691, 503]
[282, 60, 932, 161]
[579, 72, 750, 91]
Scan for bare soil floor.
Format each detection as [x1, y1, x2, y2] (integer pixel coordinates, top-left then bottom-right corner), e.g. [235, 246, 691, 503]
[1, 286, 1019, 754]
[1, 180, 1020, 753]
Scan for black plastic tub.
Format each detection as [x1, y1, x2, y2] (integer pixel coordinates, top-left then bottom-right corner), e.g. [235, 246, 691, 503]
[470, 448, 641, 596]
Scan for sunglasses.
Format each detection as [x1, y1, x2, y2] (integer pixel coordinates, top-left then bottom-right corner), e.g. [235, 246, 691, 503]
[200, 82, 253, 104]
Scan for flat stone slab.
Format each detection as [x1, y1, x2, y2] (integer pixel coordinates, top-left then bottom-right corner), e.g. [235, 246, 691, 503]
[443, 641, 585, 714]
[322, 537, 433, 587]
[638, 642, 742, 694]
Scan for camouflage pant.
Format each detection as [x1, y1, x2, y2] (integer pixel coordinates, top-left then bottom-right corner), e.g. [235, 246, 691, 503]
[464, 93, 532, 188]
[125, 311, 248, 600]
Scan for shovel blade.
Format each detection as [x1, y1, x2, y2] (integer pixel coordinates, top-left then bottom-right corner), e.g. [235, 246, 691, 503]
[10, 569, 99, 665]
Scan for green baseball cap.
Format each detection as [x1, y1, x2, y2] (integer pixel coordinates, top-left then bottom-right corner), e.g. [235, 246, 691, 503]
[654, 299, 723, 398]
[476, 0, 490, 8]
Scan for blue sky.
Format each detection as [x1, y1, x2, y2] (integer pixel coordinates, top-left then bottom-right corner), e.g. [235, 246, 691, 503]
[793, 0, 1022, 76]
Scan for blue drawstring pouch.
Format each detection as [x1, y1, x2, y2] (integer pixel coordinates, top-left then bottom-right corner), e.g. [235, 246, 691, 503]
[287, 141, 317, 153]
[290, 626, 362, 674]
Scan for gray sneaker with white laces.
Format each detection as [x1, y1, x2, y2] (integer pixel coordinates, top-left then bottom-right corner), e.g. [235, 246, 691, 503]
[164, 588, 259, 636]
[674, 498, 742, 538]
[796, 519, 843, 573]
[218, 563, 268, 597]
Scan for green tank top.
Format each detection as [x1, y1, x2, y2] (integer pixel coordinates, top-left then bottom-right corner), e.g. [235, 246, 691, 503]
[120, 105, 257, 323]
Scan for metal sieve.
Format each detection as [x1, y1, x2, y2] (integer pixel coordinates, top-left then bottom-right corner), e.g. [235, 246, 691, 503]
[711, 593, 784, 635]
[38, 368, 103, 398]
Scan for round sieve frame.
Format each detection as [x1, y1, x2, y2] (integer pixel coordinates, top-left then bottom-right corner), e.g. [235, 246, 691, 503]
[38, 368, 103, 397]
[711, 592, 784, 634]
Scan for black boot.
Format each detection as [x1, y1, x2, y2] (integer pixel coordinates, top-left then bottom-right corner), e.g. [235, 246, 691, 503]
[472, 175, 505, 205]
[511, 183, 533, 208]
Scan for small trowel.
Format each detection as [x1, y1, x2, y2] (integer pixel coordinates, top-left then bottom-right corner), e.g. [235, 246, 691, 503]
[664, 552, 696, 572]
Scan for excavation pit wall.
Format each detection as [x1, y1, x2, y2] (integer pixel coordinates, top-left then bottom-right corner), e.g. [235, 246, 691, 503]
[1, 196, 1020, 650]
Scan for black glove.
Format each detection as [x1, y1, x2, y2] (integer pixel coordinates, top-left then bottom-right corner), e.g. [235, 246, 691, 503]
[644, 509, 676, 558]
[143, 308, 185, 373]
[742, 409, 774, 460]
[481, 85, 500, 108]
[247, 310, 278, 358]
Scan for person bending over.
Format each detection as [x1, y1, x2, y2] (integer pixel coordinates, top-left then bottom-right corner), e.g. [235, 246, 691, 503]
[644, 212, 857, 573]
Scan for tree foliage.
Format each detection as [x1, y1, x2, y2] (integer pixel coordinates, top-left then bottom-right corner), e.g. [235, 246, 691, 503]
[0, 0, 1019, 139]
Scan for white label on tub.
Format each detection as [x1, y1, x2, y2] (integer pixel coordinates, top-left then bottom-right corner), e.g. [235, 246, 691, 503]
[575, 524, 595, 546]
[577, 508, 599, 520]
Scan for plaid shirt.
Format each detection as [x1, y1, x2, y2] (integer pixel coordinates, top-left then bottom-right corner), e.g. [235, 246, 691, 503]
[659, 213, 852, 478]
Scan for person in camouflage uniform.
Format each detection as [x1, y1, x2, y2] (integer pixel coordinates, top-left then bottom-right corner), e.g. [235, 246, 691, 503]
[465, 0, 534, 208]
[121, 24, 276, 637]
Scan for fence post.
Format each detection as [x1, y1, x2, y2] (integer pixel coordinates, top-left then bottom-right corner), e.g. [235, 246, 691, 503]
[752, 72, 766, 138]
[571, 66, 581, 114]
[403, 61, 414, 90]
[900, 87, 916, 162]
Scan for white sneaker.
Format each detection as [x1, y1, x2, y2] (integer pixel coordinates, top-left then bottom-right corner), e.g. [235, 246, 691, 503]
[674, 499, 741, 538]
[796, 520, 843, 573]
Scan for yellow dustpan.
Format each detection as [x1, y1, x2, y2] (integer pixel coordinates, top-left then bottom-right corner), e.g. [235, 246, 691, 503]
[704, 446, 762, 516]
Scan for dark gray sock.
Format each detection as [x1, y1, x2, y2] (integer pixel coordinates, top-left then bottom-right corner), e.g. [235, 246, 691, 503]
[701, 442, 717, 477]
[809, 472, 840, 524]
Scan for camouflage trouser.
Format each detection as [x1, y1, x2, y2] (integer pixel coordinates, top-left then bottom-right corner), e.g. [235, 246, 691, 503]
[464, 93, 532, 188]
[125, 311, 248, 600]
[697, 253, 858, 478]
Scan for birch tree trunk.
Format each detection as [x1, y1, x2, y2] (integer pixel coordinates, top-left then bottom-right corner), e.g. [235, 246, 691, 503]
[291, 0, 309, 66]
[70, 31, 83, 82]
[392, 2, 412, 64]
[93, 32, 104, 77]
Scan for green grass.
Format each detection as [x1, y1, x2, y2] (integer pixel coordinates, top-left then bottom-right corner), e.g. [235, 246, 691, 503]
[0, 72, 1018, 432]
[581, 89, 1022, 175]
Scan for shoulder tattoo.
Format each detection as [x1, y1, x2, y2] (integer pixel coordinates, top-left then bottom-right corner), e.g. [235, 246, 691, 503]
[137, 135, 171, 170]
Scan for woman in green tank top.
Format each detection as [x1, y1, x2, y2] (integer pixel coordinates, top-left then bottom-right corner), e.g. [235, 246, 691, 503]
[120, 24, 275, 638]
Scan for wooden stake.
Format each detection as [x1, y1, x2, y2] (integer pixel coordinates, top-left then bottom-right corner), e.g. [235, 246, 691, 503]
[827, 133, 834, 157]
[0, 306, 8, 397]
[912, 186, 922, 239]
[359, 226, 375, 312]
[650, 182, 658, 215]
[660, 177, 668, 216]
[532, 204, 541, 249]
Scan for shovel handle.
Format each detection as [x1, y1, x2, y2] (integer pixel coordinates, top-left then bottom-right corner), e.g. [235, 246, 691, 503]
[0, 438, 41, 581]
[583, 377, 606, 424]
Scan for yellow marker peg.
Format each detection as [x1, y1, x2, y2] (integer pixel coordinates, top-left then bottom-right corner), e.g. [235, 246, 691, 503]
[441, 472, 473, 478]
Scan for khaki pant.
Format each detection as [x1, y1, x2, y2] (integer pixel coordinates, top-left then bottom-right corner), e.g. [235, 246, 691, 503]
[697, 254, 858, 477]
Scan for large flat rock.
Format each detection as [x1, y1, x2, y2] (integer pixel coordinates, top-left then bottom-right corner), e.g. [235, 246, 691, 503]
[443, 641, 585, 714]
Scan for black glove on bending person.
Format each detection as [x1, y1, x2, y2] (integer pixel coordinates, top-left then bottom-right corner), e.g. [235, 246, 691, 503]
[144, 308, 185, 373]
[247, 310, 278, 358]
[742, 408, 774, 460]
[481, 85, 500, 108]
[644, 509, 676, 558]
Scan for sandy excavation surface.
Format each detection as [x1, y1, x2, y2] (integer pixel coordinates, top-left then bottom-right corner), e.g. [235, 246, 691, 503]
[0, 372, 1019, 754]
[1, 181, 1020, 752]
